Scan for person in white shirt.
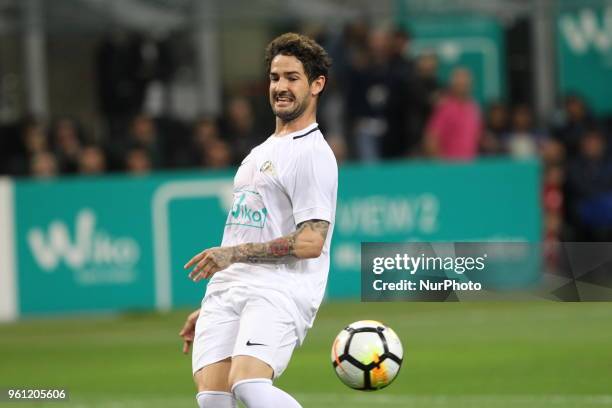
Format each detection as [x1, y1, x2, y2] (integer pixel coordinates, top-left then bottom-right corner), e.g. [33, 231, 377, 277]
[180, 32, 337, 408]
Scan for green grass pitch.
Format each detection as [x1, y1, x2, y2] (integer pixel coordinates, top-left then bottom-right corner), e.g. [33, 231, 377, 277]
[1, 302, 611, 407]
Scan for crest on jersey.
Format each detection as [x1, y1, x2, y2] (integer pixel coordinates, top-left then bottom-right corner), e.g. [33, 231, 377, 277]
[260, 160, 276, 176]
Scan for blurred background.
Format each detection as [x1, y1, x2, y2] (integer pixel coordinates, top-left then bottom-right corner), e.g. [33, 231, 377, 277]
[1, 0, 612, 242]
[1, 1, 612, 407]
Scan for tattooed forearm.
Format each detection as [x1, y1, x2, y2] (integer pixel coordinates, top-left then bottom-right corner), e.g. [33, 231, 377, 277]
[229, 219, 330, 264]
[232, 237, 297, 264]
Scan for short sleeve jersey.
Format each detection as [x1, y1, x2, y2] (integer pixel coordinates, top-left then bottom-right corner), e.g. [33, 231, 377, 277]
[206, 122, 338, 332]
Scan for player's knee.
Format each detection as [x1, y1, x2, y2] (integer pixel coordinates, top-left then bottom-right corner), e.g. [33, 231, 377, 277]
[231, 379, 271, 408]
[194, 359, 232, 393]
[195, 391, 235, 408]
[194, 375, 232, 393]
[228, 355, 274, 387]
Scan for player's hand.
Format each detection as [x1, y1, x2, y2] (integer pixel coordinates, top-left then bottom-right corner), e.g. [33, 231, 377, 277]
[184, 246, 234, 282]
[179, 308, 200, 354]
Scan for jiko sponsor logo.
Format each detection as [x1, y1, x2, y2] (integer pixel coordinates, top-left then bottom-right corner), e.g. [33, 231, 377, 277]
[226, 192, 268, 229]
[27, 209, 140, 274]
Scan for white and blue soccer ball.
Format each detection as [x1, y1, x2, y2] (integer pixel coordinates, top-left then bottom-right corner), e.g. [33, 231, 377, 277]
[331, 320, 403, 391]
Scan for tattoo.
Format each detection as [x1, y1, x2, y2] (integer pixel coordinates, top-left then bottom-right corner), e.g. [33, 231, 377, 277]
[298, 219, 330, 239]
[210, 248, 233, 267]
[229, 219, 330, 264]
[269, 238, 292, 257]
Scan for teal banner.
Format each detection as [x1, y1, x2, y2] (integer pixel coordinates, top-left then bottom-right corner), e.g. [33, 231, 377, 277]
[16, 176, 157, 315]
[12, 159, 540, 316]
[557, 0, 612, 114]
[329, 159, 540, 297]
[14, 171, 234, 315]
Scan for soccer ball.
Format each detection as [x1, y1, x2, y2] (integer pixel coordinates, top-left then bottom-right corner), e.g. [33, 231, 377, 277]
[331, 320, 403, 391]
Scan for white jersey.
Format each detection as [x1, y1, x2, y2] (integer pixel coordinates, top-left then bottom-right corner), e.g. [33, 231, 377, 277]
[206, 122, 338, 337]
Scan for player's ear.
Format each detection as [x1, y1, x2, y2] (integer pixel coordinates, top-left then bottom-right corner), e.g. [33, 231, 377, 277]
[311, 75, 326, 97]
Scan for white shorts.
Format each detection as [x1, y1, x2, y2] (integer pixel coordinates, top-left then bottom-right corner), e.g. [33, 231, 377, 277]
[192, 286, 301, 379]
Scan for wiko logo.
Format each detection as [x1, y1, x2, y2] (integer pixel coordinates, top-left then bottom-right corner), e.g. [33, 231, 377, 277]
[226, 192, 268, 229]
[559, 7, 612, 54]
[27, 209, 140, 272]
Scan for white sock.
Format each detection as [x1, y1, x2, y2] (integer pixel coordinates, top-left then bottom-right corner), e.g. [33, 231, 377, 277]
[196, 391, 236, 408]
[232, 378, 302, 408]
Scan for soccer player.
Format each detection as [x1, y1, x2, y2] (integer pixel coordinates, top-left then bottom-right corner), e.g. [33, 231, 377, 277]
[180, 33, 337, 408]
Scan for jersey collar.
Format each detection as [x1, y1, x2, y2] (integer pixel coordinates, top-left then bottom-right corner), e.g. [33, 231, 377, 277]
[271, 122, 318, 140]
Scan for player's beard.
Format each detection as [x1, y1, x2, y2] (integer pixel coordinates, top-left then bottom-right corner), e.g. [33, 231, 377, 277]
[271, 92, 310, 123]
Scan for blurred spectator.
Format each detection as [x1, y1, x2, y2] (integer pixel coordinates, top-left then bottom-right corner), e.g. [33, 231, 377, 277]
[424, 67, 482, 160]
[194, 117, 221, 149]
[30, 151, 59, 179]
[327, 135, 348, 163]
[50, 117, 83, 174]
[126, 114, 163, 167]
[565, 128, 612, 241]
[382, 28, 427, 159]
[543, 164, 565, 216]
[389, 28, 409, 65]
[186, 117, 225, 167]
[415, 53, 440, 108]
[541, 139, 565, 166]
[79, 145, 107, 175]
[7, 119, 49, 175]
[480, 102, 508, 155]
[553, 94, 597, 160]
[224, 97, 261, 165]
[503, 104, 546, 159]
[203, 139, 232, 169]
[410, 52, 441, 155]
[318, 91, 347, 160]
[22, 120, 48, 155]
[125, 147, 152, 175]
[331, 20, 370, 91]
[543, 164, 566, 265]
[345, 29, 393, 161]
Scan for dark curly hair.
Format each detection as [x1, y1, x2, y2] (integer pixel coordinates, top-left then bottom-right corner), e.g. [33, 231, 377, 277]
[264, 33, 332, 87]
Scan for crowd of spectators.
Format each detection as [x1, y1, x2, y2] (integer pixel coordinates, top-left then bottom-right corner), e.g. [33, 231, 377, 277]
[0, 98, 263, 178]
[1, 24, 611, 242]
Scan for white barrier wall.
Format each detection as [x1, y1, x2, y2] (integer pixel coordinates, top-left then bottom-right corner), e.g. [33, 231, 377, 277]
[0, 178, 18, 321]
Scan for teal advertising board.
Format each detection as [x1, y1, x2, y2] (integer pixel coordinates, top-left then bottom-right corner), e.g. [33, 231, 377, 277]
[7, 159, 540, 318]
[16, 176, 157, 314]
[329, 159, 540, 297]
[556, 0, 612, 114]
[13, 171, 235, 316]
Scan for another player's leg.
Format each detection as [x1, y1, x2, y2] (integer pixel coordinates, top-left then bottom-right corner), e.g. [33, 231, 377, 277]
[229, 356, 302, 408]
[194, 359, 235, 407]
